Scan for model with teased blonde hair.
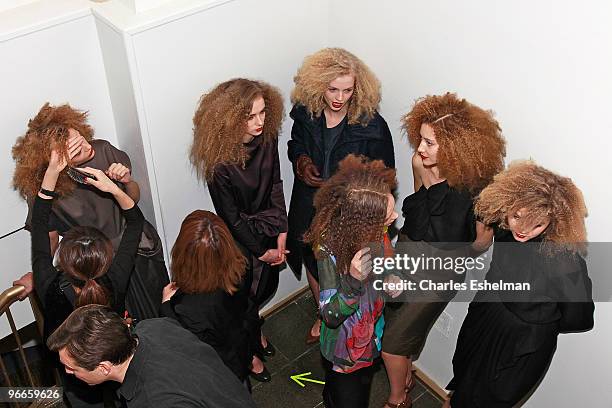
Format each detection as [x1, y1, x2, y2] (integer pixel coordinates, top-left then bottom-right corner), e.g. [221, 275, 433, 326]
[287, 48, 395, 345]
[381, 93, 506, 408]
[12, 102, 169, 322]
[445, 161, 593, 408]
[305, 154, 398, 408]
[191, 78, 288, 383]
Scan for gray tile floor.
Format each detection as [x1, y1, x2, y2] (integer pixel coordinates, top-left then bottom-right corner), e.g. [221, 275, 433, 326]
[252, 292, 445, 408]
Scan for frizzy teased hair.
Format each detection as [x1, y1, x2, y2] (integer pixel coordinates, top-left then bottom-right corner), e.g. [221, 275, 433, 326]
[475, 161, 588, 253]
[190, 78, 284, 181]
[291, 48, 381, 126]
[12, 103, 94, 199]
[404, 93, 506, 192]
[304, 155, 397, 275]
[171, 210, 247, 294]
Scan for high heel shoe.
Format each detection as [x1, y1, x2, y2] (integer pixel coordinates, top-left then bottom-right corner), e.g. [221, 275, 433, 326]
[261, 340, 276, 357]
[249, 365, 272, 382]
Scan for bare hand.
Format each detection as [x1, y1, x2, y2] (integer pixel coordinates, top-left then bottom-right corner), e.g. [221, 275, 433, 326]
[13, 272, 33, 301]
[162, 282, 178, 303]
[384, 274, 403, 298]
[274, 232, 290, 265]
[349, 247, 372, 281]
[296, 156, 323, 187]
[76, 167, 120, 194]
[258, 248, 281, 264]
[47, 149, 69, 174]
[106, 163, 132, 184]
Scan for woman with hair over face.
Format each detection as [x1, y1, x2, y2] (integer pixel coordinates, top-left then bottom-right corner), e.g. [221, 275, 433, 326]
[445, 161, 594, 408]
[304, 155, 398, 408]
[381, 93, 506, 408]
[160, 210, 253, 385]
[12, 103, 168, 322]
[287, 48, 395, 345]
[29, 146, 144, 407]
[190, 78, 288, 382]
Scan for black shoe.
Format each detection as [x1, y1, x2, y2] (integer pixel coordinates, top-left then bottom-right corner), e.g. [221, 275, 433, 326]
[249, 366, 272, 382]
[262, 340, 276, 357]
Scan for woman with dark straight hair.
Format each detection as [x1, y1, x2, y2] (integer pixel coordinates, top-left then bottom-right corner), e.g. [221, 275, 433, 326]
[29, 147, 144, 407]
[161, 210, 253, 385]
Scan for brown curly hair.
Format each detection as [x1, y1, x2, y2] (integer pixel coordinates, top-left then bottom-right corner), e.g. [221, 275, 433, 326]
[404, 93, 506, 192]
[12, 103, 94, 199]
[190, 78, 284, 181]
[305, 155, 397, 274]
[475, 161, 588, 253]
[291, 48, 381, 126]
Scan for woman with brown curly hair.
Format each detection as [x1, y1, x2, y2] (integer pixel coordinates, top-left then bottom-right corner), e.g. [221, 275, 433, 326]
[190, 78, 288, 382]
[160, 210, 254, 385]
[305, 154, 398, 408]
[29, 147, 144, 407]
[445, 161, 594, 408]
[287, 48, 395, 345]
[381, 93, 506, 408]
[12, 103, 168, 322]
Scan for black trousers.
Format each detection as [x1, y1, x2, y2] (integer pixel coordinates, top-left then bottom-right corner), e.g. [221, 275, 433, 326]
[321, 356, 376, 408]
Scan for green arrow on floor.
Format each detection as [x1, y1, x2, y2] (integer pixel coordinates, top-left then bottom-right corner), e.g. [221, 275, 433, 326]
[290, 372, 326, 387]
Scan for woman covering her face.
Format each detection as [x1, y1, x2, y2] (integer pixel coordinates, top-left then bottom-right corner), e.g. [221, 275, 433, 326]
[287, 48, 395, 345]
[381, 93, 506, 408]
[190, 78, 288, 382]
[305, 154, 398, 408]
[12, 103, 169, 323]
[446, 161, 594, 407]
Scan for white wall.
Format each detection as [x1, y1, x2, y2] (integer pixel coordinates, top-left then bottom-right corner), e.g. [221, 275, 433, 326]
[0, 8, 117, 336]
[329, 0, 612, 406]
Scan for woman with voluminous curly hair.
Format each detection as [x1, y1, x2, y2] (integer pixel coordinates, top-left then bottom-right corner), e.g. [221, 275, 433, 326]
[190, 78, 288, 383]
[12, 103, 169, 320]
[287, 48, 395, 345]
[160, 210, 255, 385]
[381, 93, 506, 408]
[305, 154, 398, 408]
[446, 161, 594, 408]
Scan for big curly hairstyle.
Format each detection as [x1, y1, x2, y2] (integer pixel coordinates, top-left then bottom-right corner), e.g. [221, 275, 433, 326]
[475, 161, 588, 253]
[305, 155, 397, 275]
[12, 103, 94, 199]
[404, 93, 506, 192]
[291, 48, 381, 126]
[190, 78, 284, 181]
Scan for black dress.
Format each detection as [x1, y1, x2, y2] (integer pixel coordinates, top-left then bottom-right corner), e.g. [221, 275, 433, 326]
[382, 181, 476, 356]
[447, 228, 594, 407]
[31, 195, 144, 407]
[26, 139, 168, 322]
[286, 104, 395, 280]
[160, 287, 252, 382]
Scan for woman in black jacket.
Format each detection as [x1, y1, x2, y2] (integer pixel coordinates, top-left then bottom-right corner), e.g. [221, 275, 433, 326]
[445, 161, 594, 408]
[287, 48, 395, 344]
[190, 78, 288, 382]
[31, 148, 144, 407]
[160, 210, 252, 385]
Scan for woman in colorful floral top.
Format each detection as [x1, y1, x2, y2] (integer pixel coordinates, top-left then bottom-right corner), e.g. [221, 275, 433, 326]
[305, 154, 398, 408]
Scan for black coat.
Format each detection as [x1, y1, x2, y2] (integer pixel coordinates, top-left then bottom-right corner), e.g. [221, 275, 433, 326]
[286, 104, 395, 276]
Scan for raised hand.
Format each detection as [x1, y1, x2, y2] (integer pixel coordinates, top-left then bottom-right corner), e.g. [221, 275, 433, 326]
[296, 155, 323, 187]
[349, 247, 372, 281]
[106, 163, 132, 184]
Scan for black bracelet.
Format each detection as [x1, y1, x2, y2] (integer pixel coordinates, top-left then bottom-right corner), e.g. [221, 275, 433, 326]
[39, 188, 59, 198]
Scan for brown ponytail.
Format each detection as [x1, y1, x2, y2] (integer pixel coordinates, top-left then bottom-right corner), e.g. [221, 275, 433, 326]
[58, 226, 114, 307]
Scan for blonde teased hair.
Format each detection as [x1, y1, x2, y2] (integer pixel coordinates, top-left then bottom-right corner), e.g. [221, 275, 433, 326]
[291, 48, 381, 126]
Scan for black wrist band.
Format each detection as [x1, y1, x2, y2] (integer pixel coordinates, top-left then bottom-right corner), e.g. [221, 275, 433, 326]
[39, 188, 59, 198]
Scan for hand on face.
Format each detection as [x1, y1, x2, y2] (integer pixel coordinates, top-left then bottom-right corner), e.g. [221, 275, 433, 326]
[349, 247, 372, 282]
[66, 128, 94, 166]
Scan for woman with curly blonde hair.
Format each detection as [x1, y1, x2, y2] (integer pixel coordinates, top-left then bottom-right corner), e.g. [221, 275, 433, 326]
[446, 161, 594, 408]
[381, 93, 506, 408]
[287, 48, 395, 345]
[12, 103, 169, 323]
[305, 154, 397, 408]
[191, 78, 288, 382]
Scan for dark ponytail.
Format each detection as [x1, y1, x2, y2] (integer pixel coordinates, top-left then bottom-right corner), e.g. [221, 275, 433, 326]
[75, 278, 110, 308]
[58, 226, 114, 308]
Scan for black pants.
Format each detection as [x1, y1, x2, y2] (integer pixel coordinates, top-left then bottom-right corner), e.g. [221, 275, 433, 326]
[322, 356, 376, 408]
